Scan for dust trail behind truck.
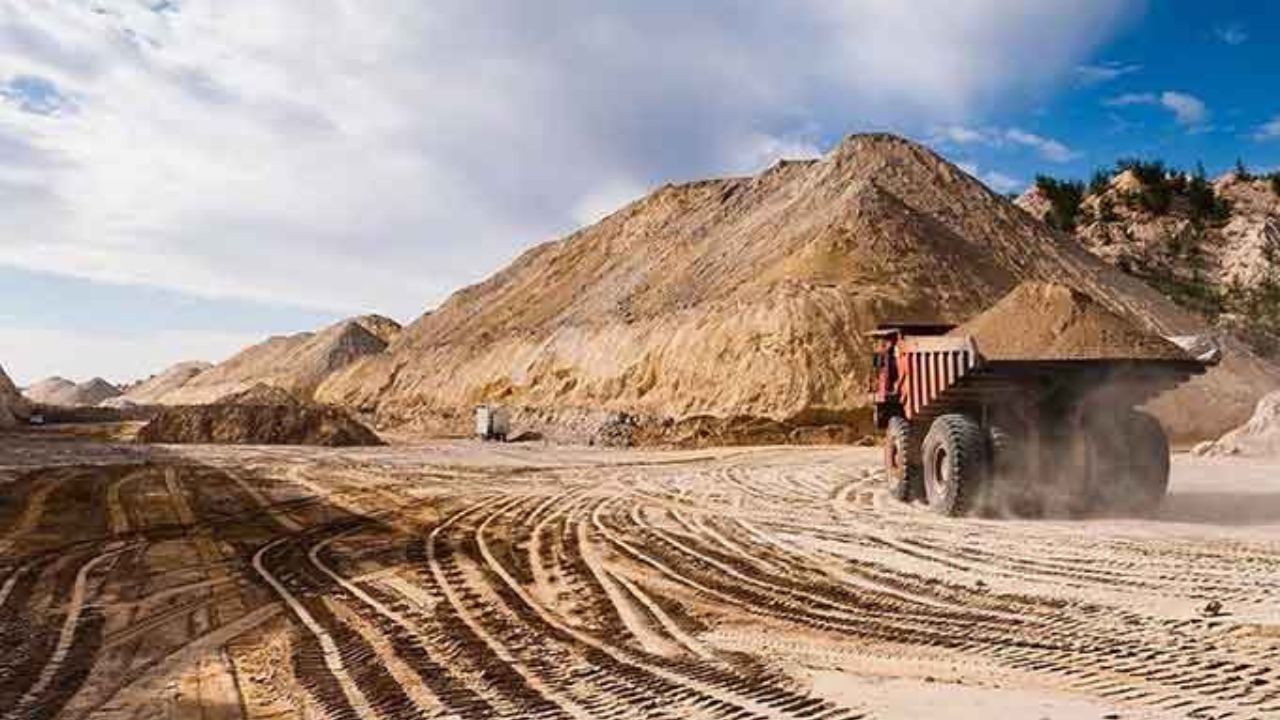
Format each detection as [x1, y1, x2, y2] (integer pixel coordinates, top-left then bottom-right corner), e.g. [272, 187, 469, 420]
[870, 283, 1219, 517]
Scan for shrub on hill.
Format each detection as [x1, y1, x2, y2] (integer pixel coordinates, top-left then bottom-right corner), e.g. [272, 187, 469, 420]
[1186, 162, 1231, 223]
[1089, 168, 1113, 195]
[1116, 158, 1174, 215]
[1034, 175, 1085, 231]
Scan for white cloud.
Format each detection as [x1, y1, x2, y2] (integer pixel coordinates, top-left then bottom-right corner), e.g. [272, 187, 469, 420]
[1074, 62, 1141, 85]
[1216, 23, 1248, 46]
[931, 125, 1077, 162]
[0, 327, 262, 386]
[1105, 92, 1158, 107]
[955, 162, 1023, 194]
[732, 132, 824, 173]
[570, 178, 649, 227]
[1255, 116, 1280, 142]
[1104, 90, 1208, 128]
[1004, 128, 1078, 162]
[0, 1, 1140, 319]
[936, 125, 989, 144]
[1160, 91, 1208, 126]
[980, 170, 1024, 194]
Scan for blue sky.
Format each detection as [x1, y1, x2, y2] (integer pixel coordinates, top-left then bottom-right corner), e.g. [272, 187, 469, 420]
[0, 1, 1277, 385]
[925, 0, 1280, 191]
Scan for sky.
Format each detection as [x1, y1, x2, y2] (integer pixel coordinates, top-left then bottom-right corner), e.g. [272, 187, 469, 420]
[1, 0, 1278, 385]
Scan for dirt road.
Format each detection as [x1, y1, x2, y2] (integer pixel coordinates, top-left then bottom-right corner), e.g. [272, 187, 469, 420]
[1, 439, 1278, 719]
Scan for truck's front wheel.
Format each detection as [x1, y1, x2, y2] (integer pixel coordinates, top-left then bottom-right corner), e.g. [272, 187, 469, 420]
[922, 414, 988, 516]
[884, 416, 921, 502]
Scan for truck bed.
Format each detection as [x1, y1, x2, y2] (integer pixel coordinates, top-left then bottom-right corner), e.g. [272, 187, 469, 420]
[898, 336, 1208, 421]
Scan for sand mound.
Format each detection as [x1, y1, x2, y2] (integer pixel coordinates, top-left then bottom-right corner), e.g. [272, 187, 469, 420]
[137, 402, 383, 447]
[954, 283, 1189, 361]
[23, 376, 76, 404]
[111, 361, 212, 406]
[313, 134, 1275, 443]
[153, 315, 400, 405]
[24, 376, 121, 406]
[0, 364, 29, 428]
[1195, 391, 1280, 458]
[214, 383, 301, 406]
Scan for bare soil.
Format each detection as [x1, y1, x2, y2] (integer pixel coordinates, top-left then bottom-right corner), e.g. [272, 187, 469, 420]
[136, 404, 383, 447]
[1, 435, 1278, 719]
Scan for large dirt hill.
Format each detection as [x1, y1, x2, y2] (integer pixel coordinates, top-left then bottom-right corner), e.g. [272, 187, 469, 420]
[154, 315, 401, 405]
[23, 376, 121, 407]
[0, 364, 28, 428]
[1019, 170, 1280, 354]
[316, 134, 1277, 443]
[104, 361, 213, 407]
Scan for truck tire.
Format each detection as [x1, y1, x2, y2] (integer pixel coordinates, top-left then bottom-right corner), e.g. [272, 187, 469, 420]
[1120, 411, 1170, 514]
[922, 414, 988, 516]
[884, 416, 921, 502]
[1087, 410, 1170, 515]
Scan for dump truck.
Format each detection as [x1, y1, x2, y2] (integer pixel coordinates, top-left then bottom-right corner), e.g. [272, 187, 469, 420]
[869, 322, 1217, 517]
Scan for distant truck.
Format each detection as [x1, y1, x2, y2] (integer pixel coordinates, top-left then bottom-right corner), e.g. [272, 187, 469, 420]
[869, 323, 1215, 517]
[475, 405, 511, 442]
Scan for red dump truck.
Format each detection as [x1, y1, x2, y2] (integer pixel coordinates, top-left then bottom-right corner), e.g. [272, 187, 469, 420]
[869, 323, 1217, 517]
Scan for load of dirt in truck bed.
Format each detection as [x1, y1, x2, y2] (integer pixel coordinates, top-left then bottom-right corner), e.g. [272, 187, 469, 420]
[952, 282, 1190, 361]
[136, 387, 382, 447]
[1194, 390, 1280, 458]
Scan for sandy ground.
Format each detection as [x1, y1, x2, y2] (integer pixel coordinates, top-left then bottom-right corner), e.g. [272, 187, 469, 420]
[1, 434, 1278, 719]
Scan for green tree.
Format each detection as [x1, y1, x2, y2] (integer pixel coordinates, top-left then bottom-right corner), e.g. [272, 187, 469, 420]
[1115, 158, 1173, 214]
[1088, 168, 1113, 195]
[1035, 175, 1086, 232]
[1187, 161, 1231, 223]
[1235, 157, 1253, 181]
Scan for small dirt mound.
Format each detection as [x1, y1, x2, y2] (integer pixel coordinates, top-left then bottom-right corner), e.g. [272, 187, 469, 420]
[214, 383, 301, 406]
[137, 402, 383, 447]
[1195, 391, 1280, 458]
[953, 282, 1189, 361]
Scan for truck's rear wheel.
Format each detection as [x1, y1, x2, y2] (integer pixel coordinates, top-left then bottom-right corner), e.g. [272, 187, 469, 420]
[884, 416, 921, 502]
[1086, 409, 1170, 515]
[922, 414, 987, 516]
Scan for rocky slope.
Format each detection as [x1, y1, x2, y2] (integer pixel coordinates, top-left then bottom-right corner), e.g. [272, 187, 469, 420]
[1019, 169, 1280, 355]
[0, 364, 28, 427]
[316, 134, 1278, 443]
[153, 315, 401, 405]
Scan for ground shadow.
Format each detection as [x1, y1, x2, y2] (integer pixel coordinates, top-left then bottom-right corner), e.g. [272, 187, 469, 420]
[1156, 491, 1280, 526]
